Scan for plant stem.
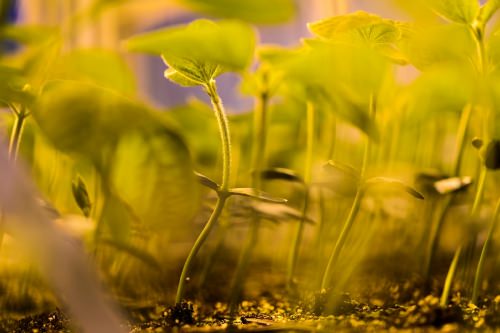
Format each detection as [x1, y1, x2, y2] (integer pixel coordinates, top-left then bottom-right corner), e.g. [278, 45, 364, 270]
[440, 245, 462, 307]
[321, 95, 374, 290]
[206, 79, 232, 191]
[321, 188, 362, 290]
[8, 105, 28, 161]
[471, 198, 500, 304]
[175, 195, 227, 304]
[423, 104, 472, 280]
[175, 79, 232, 304]
[286, 101, 315, 291]
[228, 88, 269, 316]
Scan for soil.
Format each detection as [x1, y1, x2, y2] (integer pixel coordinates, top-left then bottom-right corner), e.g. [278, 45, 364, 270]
[2, 287, 500, 333]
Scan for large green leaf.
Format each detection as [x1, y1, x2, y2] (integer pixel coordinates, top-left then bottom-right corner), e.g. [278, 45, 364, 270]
[177, 0, 295, 24]
[126, 19, 256, 84]
[427, 0, 480, 24]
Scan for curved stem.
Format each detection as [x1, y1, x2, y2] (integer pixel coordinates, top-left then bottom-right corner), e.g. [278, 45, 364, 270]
[176, 79, 232, 303]
[286, 101, 315, 290]
[205, 79, 232, 191]
[472, 198, 500, 304]
[175, 195, 227, 304]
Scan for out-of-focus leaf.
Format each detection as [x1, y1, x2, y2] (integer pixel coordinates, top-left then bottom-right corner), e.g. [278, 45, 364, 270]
[194, 171, 219, 191]
[71, 175, 92, 217]
[0, 65, 33, 105]
[406, 66, 475, 121]
[101, 193, 138, 241]
[433, 176, 473, 194]
[126, 19, 256, 84]
[53, 49, 136, 94]
[308, 11, 402, 46]
[478, 0, 500, 23]
[177, 0, 295, 24]
[363, 177, 425, 199]
[228, 188, 287, 203]
[484, 139, 500, 169]
[426, 0, 479, 24]
[251, 202, 315, 224]
[403, 24, 476, 70]
[257, 167, 304, 183]
[100, 237, 161, 271]
[32, 80, 141, 160]
[0, 24, 57, 44]
[323, 160, 360, 180]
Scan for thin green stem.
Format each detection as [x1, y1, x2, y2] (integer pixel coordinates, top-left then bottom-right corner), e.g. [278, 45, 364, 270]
[205, 79, 232, 191]
[175, 195, 227, 304]
[8, 106, 28, 161]
[440, 245, 462, 307]
[472, 198, 500, 304]
[321, 95, 375, 290]
[175, 79, 232, 304]
[321, 188, 362, 290]
[286, 101, 315, 291]
[470, 166, 487, 219]
[423, 104, 472, 280]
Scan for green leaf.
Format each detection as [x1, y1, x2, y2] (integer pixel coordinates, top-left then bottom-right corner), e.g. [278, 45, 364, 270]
[427, 0, 480, 24]
[71, 175, 92, 217]
[0, 24, 58, 44]
[308, 11, 401, 45]
[177, 0, 296, 24]
[479, 0, 500, 23]
[323, 160, 360, 180]
[251, 202, 315, 224]
[164, 67, 202, 87]
[53, 49, 136, 94]
[194, 171, 219, 191]
[0, 66, 33, 105]
[227, 188, 288, 203]
[363, 177, 425, 200]
[126, 19, 256, 83]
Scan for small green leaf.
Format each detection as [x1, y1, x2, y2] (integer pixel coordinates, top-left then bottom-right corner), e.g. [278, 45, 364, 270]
[71, 175, 92, 217]
[433, 176, 473, 194]
[0, 66, 33, 105]
[484, 139, 500, 170]
[164, 67, 202, 87]
[256, 167, 304, 183]
[194, 171, 219, 191]
[363, 177, 425, 200]
[427, 0, 480, 24]
[227, 188, 287, 203]
[251, 202, 315, 224]
[177, 0, 296, 24]
[478, 0, 500, 23]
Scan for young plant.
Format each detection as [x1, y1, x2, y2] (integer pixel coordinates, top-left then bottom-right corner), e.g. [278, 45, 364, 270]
[127, 19, 289, 304]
